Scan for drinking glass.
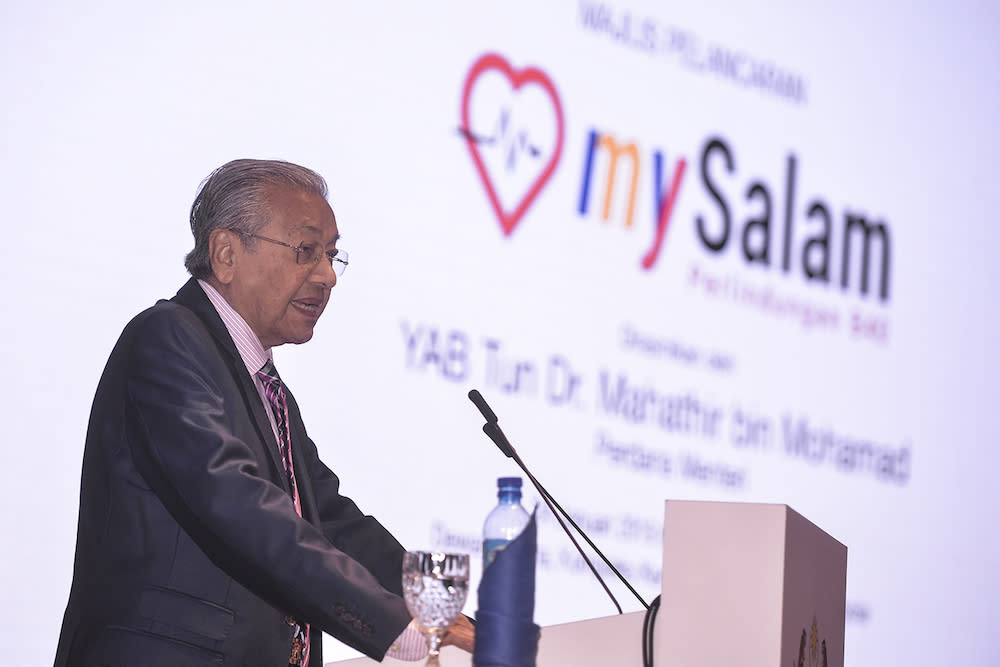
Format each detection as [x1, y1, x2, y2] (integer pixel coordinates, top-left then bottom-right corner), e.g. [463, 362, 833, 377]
[401, 551, 470, 666]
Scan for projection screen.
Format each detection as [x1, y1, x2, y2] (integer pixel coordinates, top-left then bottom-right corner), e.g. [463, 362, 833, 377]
[1, 2, 996, 664]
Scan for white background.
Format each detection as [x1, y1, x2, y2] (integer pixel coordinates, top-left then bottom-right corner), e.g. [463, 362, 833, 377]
[1, 1, 997, 664]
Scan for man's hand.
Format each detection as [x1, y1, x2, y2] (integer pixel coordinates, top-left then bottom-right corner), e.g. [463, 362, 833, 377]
[441, 614, 475, 653]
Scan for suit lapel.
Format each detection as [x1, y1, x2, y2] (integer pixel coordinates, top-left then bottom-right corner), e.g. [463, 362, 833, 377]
[171, 279, 291, 494]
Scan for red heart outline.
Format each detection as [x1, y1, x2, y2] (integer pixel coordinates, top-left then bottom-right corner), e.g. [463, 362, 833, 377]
[460, 53, 565, 237]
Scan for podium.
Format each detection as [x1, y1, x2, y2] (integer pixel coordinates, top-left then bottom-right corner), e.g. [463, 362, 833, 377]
[655, 501, 847, 667]
[327, 501, 846, 667]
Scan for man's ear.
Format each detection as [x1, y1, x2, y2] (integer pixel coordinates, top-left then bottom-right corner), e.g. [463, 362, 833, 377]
[208, 229, 238, 285]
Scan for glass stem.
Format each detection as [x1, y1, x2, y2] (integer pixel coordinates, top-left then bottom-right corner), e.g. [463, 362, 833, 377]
[425, 631, 442, 666]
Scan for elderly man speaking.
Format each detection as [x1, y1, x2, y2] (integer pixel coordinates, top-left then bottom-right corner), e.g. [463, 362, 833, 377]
[54, 159, 474, 667]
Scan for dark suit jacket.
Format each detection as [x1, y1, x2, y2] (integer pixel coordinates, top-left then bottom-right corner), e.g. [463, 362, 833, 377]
[54, 279, 412, 667]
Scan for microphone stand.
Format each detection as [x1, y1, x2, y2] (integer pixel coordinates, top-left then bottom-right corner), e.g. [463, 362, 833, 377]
[483, 423, 624, 614]
[471, 391, 649, 612]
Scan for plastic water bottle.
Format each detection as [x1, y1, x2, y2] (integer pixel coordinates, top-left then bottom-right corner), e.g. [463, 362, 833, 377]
[483, 476, 530, 567]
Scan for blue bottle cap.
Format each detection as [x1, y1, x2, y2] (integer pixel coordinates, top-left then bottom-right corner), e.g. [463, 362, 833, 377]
[497, 476, 522, 488]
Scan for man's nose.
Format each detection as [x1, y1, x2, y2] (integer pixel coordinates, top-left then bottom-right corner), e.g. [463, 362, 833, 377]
[311, 258, 338, 289]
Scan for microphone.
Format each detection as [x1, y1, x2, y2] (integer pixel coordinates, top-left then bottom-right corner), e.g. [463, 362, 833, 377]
[467, 389, 649, 613]
[482, 423, 516, 459]
[469, 390, 517, 458]
[468, 389, 498, 424]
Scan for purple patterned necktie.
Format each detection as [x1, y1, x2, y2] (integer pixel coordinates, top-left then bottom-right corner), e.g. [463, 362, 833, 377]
[256, 361, 299, 500]
[256, 360, 309, 666]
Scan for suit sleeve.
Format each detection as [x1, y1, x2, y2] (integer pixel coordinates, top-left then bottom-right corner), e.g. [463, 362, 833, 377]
[288, 421, 408, 598]
[123, 306, 411, 658]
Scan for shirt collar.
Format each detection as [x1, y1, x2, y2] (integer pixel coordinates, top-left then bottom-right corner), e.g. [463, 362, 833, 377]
[197, 279, 272, 376]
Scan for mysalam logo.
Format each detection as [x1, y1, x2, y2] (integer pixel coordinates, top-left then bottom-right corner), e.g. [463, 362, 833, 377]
[459, 53, 564, 236]
[458, 53, 893, 305]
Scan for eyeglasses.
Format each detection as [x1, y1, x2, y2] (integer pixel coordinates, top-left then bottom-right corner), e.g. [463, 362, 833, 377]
[239, 232, 349, 276]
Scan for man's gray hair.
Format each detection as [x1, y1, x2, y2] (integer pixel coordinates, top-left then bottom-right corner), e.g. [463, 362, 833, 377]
[184, 159, 329, 278]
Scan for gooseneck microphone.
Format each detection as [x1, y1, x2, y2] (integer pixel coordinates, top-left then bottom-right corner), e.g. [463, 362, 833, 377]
[467, 389, 649, 613]
[467, 389, 498, 423]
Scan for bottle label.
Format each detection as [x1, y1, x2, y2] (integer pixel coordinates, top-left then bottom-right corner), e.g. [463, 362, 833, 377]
[483, 538, 510, 567]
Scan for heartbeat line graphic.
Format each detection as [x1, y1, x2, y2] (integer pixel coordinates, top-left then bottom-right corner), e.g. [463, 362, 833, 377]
[456, 107, 542, 171]
[460, 52, 565, 237]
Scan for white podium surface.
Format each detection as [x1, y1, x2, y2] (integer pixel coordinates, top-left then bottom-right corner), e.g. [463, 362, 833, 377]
[655, 500, 847, 667]
[325, 610, 644, 667]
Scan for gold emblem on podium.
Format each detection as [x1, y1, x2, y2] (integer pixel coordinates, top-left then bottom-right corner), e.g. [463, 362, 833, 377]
[793, 616, 828, 667]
